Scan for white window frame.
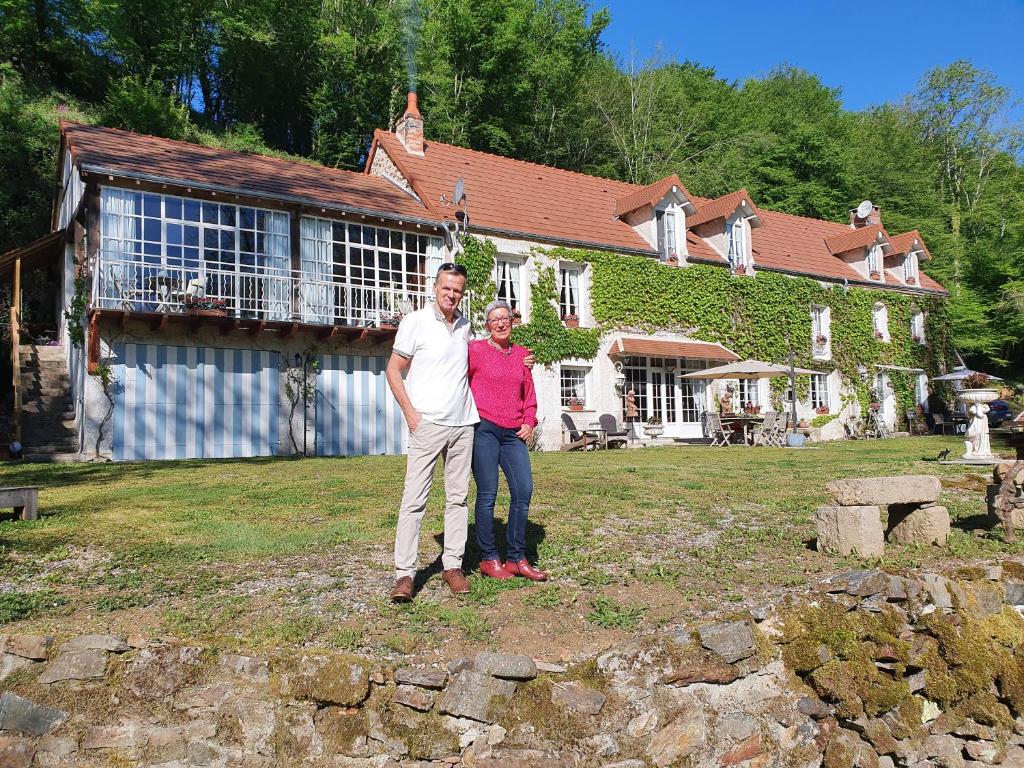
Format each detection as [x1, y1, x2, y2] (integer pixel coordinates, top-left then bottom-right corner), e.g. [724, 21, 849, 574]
[916, 373, 929, 411]
[558, 264, 584, 321]
[867, 244, 883, 277]
[656, 207, 681, 261]
[873, 302, 890, 343]
[811, 373, 830, 411]
[494, 257, 525, 315]
[911, 309, 926, 344]
[728, 216, 751, 272]
[560, 366, 590, 409]
[735, 378, 760, 408]
[811, 304, 831, 360]
[904, 251, 920, 284]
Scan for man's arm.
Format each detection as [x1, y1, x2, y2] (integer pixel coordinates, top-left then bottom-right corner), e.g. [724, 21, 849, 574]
[385, 352, 422, 432]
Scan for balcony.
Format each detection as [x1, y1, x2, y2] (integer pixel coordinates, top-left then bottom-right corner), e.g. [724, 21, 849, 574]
[90, 251, 436, 339]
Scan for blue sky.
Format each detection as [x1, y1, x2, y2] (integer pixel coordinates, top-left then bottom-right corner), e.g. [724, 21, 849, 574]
[595, 0, 1024, 115]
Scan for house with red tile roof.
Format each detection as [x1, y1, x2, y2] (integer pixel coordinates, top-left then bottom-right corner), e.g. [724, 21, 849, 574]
[0, 94, 946, 459]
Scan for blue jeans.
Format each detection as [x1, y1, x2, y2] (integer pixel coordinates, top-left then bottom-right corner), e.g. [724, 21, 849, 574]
[472, 419, 534, 562]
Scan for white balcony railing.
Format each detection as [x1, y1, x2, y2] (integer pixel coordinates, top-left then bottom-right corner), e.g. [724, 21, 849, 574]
[91, 252, 435, 328]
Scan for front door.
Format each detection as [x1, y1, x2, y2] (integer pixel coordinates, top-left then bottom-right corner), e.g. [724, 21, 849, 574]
[622, 356, 708, 439]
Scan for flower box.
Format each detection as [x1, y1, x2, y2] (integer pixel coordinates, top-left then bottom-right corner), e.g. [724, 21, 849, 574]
[563, 315, 579, 328]
[512, 311, 522, 327]
[869, 271, 881, 280]
[187, 308, 228, 318]
[815, 334, 829, 346]
[734, 265, 747, 275]
[569, 403, 584, 412]
[815, 406, 830, 415]
[907, 276, 917, 285]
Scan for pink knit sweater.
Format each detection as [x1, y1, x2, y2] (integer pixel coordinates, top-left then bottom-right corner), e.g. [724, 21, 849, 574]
[467, 340, 538, 429]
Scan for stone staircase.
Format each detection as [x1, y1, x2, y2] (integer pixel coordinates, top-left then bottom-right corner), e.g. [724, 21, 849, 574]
[19, 343, 80, 458]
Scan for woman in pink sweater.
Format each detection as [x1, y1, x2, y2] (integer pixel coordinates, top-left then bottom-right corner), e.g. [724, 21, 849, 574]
[467, 300, 546, 581]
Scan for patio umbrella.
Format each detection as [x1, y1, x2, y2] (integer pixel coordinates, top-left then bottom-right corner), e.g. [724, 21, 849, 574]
[682, 358, 826, 437]
[931, 366, 1003, 382]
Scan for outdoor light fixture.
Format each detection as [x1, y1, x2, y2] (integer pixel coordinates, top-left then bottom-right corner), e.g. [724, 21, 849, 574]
[613, 361, 626, 396]
[857, 364, 869, 382]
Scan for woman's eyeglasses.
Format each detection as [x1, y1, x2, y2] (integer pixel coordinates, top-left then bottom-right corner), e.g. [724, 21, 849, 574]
[487, 316, 512, 327]
[438, 262, 468, 277]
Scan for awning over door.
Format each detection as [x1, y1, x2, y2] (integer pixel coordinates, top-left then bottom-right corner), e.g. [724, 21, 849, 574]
[608, 336, 739, 361]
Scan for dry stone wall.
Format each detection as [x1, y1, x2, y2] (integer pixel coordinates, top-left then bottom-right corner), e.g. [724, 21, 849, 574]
[3, 564, 1024, 767]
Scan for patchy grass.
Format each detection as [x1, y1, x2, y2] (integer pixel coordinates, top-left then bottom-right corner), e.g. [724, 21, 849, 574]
[0, 435, 1019, 660]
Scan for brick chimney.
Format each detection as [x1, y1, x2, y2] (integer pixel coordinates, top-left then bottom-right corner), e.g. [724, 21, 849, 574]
[849, 203, 882, 229]
[396, 92, 424, 157]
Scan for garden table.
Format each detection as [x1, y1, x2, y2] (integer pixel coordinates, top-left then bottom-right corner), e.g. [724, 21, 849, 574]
[720, 414, 764, 445]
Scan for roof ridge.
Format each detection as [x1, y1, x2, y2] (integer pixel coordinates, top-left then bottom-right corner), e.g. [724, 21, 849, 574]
[378, 130, 641, 192]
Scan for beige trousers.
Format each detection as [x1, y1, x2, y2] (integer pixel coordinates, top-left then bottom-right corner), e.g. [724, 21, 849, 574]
[394, 420, 475, 579]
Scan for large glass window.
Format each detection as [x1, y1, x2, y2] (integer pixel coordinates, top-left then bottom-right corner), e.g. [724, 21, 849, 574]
[911, 310, 926, 343]
[301, 217, 435, 325]
[873, 302, 890, 342]
[736, 378, 760, 408]
[99, 187, 290, 319]
[867, 244, 883, 276]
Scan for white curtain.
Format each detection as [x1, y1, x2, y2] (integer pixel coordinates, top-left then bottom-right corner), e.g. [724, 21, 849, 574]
[300, 217, 333, 324]
[560, 267, 578, 315]
[100, 187, 138, 304]
[265, 211, 291, 321]
[425, 236, 443, 295]
[506, 260, 520, 308]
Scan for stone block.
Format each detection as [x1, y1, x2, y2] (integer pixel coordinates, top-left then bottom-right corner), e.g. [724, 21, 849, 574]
[0, 653, 33, 682]
[394, 667, 448, 689]
[1, 634, 53, 660]
[473, 652, 537, 680]
[888, 505, 951, 546]
[219, 653, 270, 682]
[36, 649, 108, 684]
[826, 475, 940, 506]
[697, 620, 756, 663]
[0, 735, 35, 768]
[550, 681, 605, 716]
[438, 670, 516, 723]
[60, 634, 129, 653]
[290, 654, 370, 707]
[815, 506, 885, 559]
[0, 693, 68, 736]
[646, 710, 706, 768]
[394, 684, 435, 712]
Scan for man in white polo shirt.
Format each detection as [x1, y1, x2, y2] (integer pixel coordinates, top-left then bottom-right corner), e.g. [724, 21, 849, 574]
[385, 263, 478, 601]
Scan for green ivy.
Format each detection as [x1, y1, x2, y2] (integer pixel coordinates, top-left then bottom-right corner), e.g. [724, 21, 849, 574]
[510, 265, 600, 364]
[463, 239, 953, 413]
[64, 261, 88, 348]
[456, 235, 498, 329]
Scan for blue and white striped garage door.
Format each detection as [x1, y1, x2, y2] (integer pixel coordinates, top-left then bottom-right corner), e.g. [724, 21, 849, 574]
[111, 343, 279, 460]
[316, 354, 407, 456]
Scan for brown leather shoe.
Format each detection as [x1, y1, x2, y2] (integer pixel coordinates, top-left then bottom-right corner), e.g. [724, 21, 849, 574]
[480, 558, 514, 580]
[390, 576, 413, 602]
[442, 568, 471, 595]
[505, 559, 548, 582]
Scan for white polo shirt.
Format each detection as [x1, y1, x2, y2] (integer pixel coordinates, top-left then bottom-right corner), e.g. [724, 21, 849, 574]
[392, 305, 479, 427]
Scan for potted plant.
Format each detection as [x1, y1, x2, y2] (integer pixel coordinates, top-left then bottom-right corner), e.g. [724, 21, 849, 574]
[378, 312, 404, 329]
[511, 309, 522, 327]
[567, 396, 585, 412]
[815, 406, 830, 415]
[563, 313, 579, 328]
[870, 270, 881, 280]
[815, 334, 828, 347]
[957, 372, 1000, 460]
[874, 330, 885, 340]
[644, 416, 664, 438]
[183, 294, 227, 317]
[907, 276, 917, 285]
[734, 265, 747, 275]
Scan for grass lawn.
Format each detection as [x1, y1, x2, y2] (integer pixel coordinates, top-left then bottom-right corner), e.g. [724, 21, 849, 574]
[0, 435, 1019, 664]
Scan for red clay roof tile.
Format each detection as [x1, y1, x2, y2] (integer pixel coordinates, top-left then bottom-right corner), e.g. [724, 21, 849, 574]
[613, 174, 692, 217]
[61, 121, 437, 225]
[824, 223, 890, 256]
[687, 188, 762, 228]
[889, 230, 933, 261]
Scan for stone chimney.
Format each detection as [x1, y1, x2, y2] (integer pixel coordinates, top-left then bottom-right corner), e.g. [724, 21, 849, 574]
[849, 203, 882, 229]
[396, 92, 424, 157]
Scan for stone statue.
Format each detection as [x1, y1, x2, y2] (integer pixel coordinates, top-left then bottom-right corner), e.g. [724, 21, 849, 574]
[963, 402, 993, 459]
[624, 389, 639, 420]
[993, 461, 1024, 543]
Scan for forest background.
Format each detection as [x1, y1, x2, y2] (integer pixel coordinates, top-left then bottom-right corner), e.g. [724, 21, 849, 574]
[1, 0, 1021, 376]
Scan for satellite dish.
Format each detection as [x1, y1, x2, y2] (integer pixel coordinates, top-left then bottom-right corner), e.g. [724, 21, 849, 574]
[453, 179, 465, 205]
[856, 200, 873, 220]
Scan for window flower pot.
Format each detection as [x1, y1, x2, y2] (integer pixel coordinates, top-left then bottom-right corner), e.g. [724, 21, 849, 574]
[563, 316, 579, 328]
[815, 406, 830, 415]
[187, 308, 228, 318]
[734, 266, 747, 275]
[569, 403, 584, 412]
[870, 271, 881, 280]
[907, 277, 917, 285]
[644, 425, 664, 438]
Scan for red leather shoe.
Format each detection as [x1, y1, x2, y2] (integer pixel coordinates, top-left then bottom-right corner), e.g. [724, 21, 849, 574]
[505, 559, 548, 581]
[480, 559, 514, 580]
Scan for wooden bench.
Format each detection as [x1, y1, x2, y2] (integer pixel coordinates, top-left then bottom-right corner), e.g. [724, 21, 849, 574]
[0, 487, 39, 520]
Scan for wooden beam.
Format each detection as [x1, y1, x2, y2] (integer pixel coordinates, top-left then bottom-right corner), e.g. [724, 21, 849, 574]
[284, 322, 300, 339]
[249, 320, 267, 336]
[221, 319, 241, 336]
[120, 310, 130, 331]
[354, 329, 371, 344]
[87, 311, 101, 374]
[11, 256, 22, 443]
[152, 313, 170, 333]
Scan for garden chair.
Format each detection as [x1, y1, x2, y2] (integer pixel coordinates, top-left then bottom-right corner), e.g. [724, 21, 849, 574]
[598, 414, 629, 449]
[702, 411, 735, 447]
[770, 413, 790, 446]
[559, 413, 591, 451]
[752, 411, 778, 446]
[932, 413, 956, 435]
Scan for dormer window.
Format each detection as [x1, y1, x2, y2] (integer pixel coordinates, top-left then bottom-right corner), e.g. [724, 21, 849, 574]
[656, 208, 679, 261]
[867, 244, 883, 279]
[904, 251, 920, 285]
[728, 217, 751, 273]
